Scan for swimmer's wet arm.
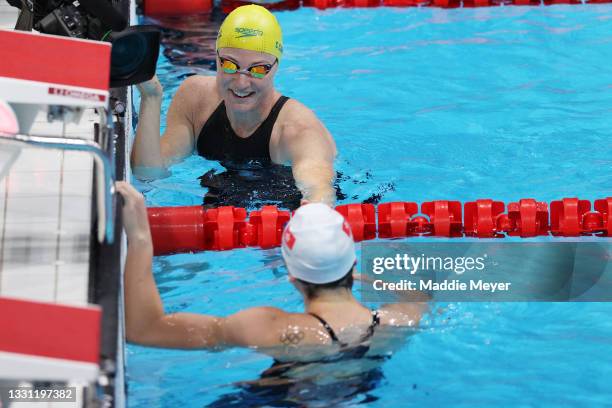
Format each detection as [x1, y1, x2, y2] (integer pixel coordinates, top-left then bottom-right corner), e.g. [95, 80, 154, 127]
[279, 111, 337, 205]
[119, 180, 219, 348]
[119, 182, 289, 349]
[293, 154, 336, 206]
[378, 302, 429, 328]
[123, 226, 229, 349]
[125, 250, 287, 350]
[124, 242, 287, 348]
[354, 272, 430, 326]
[380, 289, 430, 327]
[131, 76, 196, 178]
[135, 307, 288, 349]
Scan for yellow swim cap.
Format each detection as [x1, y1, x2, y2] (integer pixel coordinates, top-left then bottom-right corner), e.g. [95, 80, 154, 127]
[216, 5, 283, 61]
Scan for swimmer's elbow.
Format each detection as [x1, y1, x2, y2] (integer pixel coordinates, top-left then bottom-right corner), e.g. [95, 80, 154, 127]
[125, 329, 142, 344]
[125, 323, 155, 346]
[124, 311, 163, 345]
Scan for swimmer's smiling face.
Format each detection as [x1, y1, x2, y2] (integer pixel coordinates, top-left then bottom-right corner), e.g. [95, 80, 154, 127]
[216, 48, 278, 113]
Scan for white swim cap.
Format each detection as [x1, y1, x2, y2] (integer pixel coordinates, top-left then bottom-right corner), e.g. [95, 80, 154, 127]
[281, 203, 356, 284]
[0, 100, 18, 136]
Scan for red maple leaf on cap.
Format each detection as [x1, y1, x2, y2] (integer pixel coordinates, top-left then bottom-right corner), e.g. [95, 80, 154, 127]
[284, 227, 296, 249]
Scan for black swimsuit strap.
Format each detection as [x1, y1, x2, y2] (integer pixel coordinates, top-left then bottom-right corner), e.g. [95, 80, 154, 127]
[308, 310, 380, 345]
[308, 312, 340, 342]
[365, 310, 380, 339]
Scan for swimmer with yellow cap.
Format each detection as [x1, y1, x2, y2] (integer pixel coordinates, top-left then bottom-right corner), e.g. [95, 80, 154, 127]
[132, 5, 337, 207]
[217, 4, 283, 61]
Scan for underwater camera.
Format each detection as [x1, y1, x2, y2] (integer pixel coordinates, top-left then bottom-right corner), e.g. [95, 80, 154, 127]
[7, 0, 160, 87]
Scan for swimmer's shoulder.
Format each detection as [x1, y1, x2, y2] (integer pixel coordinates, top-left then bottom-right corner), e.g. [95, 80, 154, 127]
[223, 307, 327, 348]
[276, 97, 325, 130]
[271, 97, 333, 161]
[173, 75, 222, 134]
[178, 74, 217, 90]
[377, 301, 429, 328]
[174, 75, 218, 101]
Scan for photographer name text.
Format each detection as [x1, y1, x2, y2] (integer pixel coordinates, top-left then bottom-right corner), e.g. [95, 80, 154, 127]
[372, 279, 511, 292]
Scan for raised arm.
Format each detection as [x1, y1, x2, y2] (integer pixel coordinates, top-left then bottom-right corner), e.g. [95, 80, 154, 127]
[130, 76, 198, 178]
[117, 181, 286, 349]
[274, 101, 337, 205]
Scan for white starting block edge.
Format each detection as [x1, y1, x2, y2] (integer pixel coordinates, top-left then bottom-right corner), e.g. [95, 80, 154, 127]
[0, 77, 108, 134]
[0, 76, 108, 108]
[0, 351, 99, 382]
[0, 28, 110, 132]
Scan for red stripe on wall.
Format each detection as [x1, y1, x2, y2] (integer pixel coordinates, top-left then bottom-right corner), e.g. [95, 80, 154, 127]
[0, 297, 101, 363]
[0, 30, 111, 90]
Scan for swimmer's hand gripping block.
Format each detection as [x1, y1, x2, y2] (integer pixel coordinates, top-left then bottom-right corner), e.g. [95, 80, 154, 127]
[147, 197, 612, 255]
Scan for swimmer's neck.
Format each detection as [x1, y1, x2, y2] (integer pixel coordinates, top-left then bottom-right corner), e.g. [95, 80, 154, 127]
[226, 91, 281, 138]
[303, 289, 360, 314]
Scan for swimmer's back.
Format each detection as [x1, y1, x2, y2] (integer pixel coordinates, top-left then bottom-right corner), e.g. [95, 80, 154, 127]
[221, 301, 426, 358]
[271, 307, 423, 362]
[243, 304, 425, 385]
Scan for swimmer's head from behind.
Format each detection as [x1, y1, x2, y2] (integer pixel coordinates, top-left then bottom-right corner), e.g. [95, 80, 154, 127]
[215, 5, 282, 112]
[281, 203, 357, 299]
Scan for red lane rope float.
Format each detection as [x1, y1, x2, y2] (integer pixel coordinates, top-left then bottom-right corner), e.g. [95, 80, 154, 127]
[336, 204, 376, 241]
[213, 0, 612, 13]
[142, 0, 612, 15]
[143, 0, 213, 15]
[220, 0, 301, 13]
[148, 197, 612, 256]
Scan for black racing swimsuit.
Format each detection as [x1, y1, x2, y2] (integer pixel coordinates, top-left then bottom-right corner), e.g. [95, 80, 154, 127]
[195, 95, 348, 210]
[264, 309, 384, 377]
[206, 310, 388, 407]
[196, 96, 289, 162]
[195, 95, 306, 210]
[310, 310, 381, 352]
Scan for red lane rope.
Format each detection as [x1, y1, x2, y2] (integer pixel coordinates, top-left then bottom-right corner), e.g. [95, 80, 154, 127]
[148, 197, 612, 255]
[143, 0, 612, 16]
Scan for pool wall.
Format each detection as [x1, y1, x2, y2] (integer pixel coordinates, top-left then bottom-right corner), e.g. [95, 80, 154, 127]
[0, 2, 131, 405]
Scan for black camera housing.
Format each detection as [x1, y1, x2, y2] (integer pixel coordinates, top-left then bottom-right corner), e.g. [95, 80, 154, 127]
[35, 3, 92, 38]
[109, 26, 160, 88]
[28, 0, 159, 88]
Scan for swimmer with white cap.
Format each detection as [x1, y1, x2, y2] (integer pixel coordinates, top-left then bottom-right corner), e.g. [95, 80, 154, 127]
[119, 181, 427, 355]
[132, 5, 337, 205]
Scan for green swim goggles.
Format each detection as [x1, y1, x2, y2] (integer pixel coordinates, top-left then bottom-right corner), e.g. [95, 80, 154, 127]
[217, 52, 277, 79]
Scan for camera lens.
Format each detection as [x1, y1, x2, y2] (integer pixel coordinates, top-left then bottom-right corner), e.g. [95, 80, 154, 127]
[111, 32, 148, 78]
[109, 26, 160, 87]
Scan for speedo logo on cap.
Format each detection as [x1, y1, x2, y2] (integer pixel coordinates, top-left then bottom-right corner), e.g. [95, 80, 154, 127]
[234, 27, 263, 38]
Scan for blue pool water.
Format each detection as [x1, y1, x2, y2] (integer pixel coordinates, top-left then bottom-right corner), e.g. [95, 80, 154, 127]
[129, 6, 612, 407]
